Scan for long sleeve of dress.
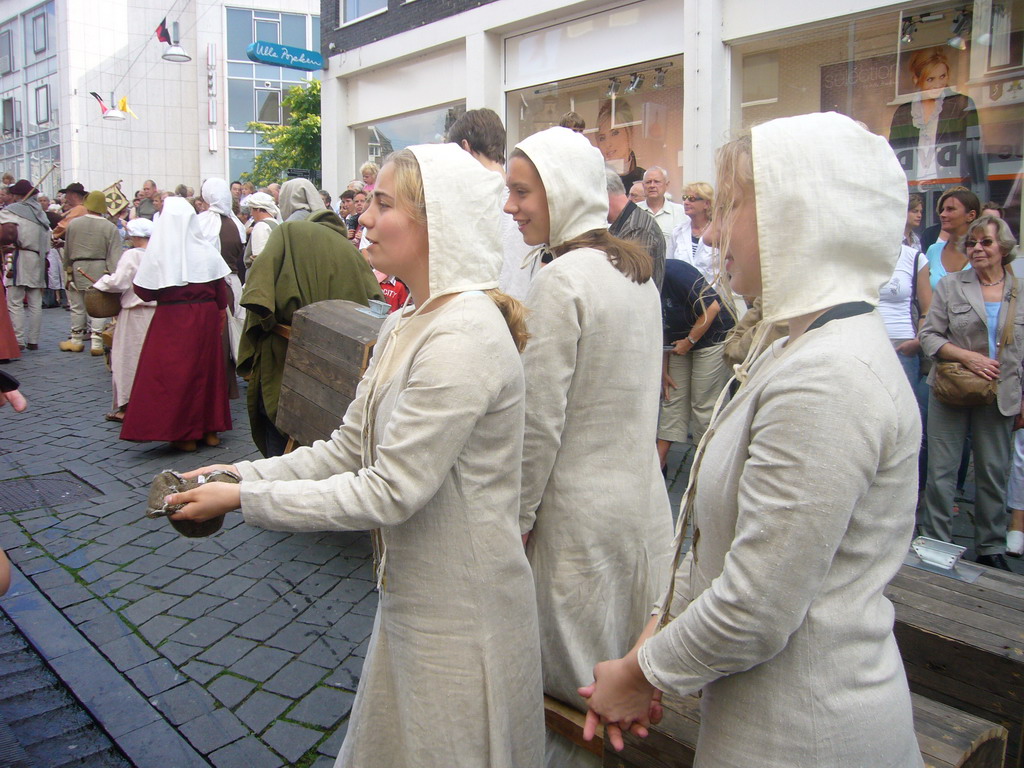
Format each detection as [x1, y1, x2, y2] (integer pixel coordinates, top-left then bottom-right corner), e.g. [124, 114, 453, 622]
[519, 264, 582, 534]
[638, 355, 897, 694]
[93, 249, 141, 293]
[239, 321, 505, 533]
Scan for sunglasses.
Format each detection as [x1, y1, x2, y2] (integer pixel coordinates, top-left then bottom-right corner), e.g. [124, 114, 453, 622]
[682, 195, 704, 202]
[965, 237, 996, 249]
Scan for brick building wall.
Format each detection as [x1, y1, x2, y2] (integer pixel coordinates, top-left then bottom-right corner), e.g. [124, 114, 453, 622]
[322, 0, 499, 57]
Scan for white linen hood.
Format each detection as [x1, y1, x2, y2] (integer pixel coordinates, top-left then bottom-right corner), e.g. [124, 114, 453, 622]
[408, 142, 505, 301]
[514, 126, 608, 248]
[752, 112, 908, 325]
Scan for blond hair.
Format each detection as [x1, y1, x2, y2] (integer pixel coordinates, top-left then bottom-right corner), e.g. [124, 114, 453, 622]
[384, 149, 529, 350]
[709, 133, 753, 315]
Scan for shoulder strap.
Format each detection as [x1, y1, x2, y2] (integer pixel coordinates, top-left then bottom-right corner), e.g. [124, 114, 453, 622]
[910, 250, 922, 327]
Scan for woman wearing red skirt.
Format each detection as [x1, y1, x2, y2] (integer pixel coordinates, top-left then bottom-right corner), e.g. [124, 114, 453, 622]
[120, 197, 232, 451]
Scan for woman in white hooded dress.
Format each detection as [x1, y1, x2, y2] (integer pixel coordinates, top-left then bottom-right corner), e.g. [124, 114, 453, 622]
[165, 143, 544, 768]
[92, 218, 157, 421]
[579, 113, 923, 767]
[505, 126, 673, 766]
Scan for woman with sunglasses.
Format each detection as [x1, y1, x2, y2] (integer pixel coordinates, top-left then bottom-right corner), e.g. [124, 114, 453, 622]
[669, 183, 716, 285]
[919, 215, 1024, 570]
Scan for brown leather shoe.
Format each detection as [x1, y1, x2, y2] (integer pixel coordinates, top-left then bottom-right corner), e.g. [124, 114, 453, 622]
[202, 432, 220, 447]
[169, 440, 197, 452]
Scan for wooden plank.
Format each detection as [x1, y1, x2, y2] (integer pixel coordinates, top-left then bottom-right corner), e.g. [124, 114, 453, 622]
[586, 691, 1006, 768]
[544, 696, 602, 758]
[276, 385, 346, 448]
[891, 568, 1024, 616]
[888, 584, 1024, 647]
[280, 365, 353, 423]
[281, 344, 363, 402]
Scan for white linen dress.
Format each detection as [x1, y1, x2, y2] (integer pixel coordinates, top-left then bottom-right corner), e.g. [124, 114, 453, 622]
[92, 247, 156, 408]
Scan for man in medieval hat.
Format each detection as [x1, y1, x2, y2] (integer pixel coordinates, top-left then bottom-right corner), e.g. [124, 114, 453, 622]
[61, 191, 120, 354]
[51, 182, 88, 242]
[0, 180, 51, 350]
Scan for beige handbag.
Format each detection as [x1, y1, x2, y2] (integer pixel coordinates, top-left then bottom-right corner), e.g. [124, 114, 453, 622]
[933, 282, 1018, 407]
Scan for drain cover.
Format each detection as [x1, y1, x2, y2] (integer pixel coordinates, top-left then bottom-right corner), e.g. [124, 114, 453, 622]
[0, 473, 97, 514]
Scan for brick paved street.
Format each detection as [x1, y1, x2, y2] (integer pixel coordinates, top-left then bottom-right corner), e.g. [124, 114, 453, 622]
[1, 307, 376, 768]
[0, 305, 1017, 768]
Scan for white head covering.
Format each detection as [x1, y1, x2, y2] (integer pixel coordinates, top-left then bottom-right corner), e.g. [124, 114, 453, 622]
[279, 178, 326, 221]
[125, 218, 153, 238]
[246, 192, 280, 220]
[409, 143, 505, 303]
[752, 112, 907, 325]
[201, 177, 246, 240]
[514, 126, 609, 248]
[134, 196, 231, 290]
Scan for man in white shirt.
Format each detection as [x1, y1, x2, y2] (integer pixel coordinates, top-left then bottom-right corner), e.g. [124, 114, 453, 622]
[637, 166, 687, 249]
[243, 192, 280, 268]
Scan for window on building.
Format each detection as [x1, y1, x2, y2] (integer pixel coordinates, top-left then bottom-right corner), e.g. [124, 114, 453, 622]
[34, 85, 48, 124]
[226, 6, 319, 179]
[344, 0, 387, 25]
[353, 103, 465, 167]
[742, 52, 779, 106]
[226, 9, 253, 61]
[506, 57, 685, 196]
[256, 89, 281, 124]
[31, 13, 46, 54]
[731, 1, 1024, 234]
[0, 30, 12, 74]
[2, 98, 18, 139]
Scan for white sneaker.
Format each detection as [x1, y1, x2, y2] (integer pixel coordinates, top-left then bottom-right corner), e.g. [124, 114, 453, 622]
[1007, 530, 1024, 557]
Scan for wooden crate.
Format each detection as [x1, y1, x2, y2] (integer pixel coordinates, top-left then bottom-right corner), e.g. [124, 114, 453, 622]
[275, 300, 385, 447]
[887, 563, 1024, 768]
[544, 691, 1006, 768]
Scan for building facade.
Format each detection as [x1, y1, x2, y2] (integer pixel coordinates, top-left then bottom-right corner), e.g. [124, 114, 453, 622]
[0, 0, 319, 198]
[320, 0, 1024, 230]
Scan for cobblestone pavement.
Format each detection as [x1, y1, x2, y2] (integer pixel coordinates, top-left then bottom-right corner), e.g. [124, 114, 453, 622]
[0, 307, 1017, 768]
[1, 308, 376, 768]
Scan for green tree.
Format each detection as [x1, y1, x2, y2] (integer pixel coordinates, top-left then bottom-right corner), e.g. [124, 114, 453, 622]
[243, 79, 321, 187]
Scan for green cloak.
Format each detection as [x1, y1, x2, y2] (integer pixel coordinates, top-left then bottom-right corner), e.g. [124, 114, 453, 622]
[237, 209, 383, 456]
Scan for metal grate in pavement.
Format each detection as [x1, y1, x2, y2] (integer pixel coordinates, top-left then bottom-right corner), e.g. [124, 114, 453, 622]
[0, 473, 97, 514]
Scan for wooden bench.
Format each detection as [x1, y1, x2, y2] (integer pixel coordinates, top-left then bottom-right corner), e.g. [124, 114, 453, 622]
[546, 691, 1007, 768]
[275, 300, 385, 448]
[887, 563, 1024, 767]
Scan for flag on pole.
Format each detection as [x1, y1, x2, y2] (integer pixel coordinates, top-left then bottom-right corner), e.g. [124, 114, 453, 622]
[116, 97, 139, 120]
[103, 182, 130, 216]
[89, 92, 110, 115]
[155, 17, 171, 43]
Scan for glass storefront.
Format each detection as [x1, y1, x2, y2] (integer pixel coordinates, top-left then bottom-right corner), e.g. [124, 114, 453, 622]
[506, 56, 686, 196]
[732, 1, 1024, 231]
[352, 103, 466, 169]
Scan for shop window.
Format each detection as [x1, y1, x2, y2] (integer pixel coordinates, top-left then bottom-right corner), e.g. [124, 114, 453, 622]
[352, 103, 465, 167]
[34, 85, 48, 125]
[0, 30, 12, 74]
[31, 13, 46, 54]
[506, 57, 686, 196]
[344, 0, 387, 25]
[742, 52, 778, 106]
[732, 1, 1024, 233]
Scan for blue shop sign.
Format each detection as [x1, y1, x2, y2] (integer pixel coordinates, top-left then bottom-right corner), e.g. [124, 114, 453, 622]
[246, 41, 323, 71]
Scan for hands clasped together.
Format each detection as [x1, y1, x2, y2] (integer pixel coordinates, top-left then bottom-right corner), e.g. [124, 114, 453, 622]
[578, 618, 664, 752]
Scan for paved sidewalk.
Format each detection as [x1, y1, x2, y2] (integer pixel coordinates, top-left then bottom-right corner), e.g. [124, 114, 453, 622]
[1, 309, 375, 768]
